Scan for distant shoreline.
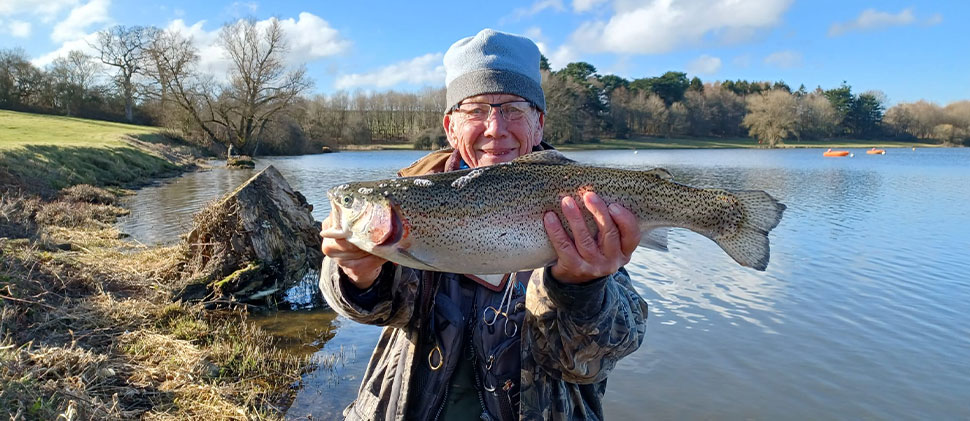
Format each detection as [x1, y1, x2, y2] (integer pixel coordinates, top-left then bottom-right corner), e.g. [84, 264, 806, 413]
[335, 136, 946, 153]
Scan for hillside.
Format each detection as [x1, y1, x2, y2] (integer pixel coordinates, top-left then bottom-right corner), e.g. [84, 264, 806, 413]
[0, 110, 201, 197]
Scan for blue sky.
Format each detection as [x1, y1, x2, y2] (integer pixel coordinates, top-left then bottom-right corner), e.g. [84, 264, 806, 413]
[1, 0, 967, 105]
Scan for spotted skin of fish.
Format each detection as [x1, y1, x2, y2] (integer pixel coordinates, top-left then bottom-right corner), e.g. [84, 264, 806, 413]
[324, 150, 786, 273]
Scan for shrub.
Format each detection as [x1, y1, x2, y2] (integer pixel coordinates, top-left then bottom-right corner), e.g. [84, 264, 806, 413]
[59, 184, 117, 205]
[410, 126, 448, 150]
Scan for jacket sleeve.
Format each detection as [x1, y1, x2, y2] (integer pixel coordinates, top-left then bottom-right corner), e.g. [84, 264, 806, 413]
[524, 267, 648, 384]
[318, 256, 423, 329]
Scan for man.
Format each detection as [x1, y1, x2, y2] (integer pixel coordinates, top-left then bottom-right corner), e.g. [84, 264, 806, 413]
[320, 29, 648, 420]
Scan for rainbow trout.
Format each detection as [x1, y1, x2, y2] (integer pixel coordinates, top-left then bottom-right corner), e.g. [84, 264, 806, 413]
[323, 151, 785, 273]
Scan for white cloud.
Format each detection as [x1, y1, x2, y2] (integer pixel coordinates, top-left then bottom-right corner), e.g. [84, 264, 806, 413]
[273, 13, 351, 64]
[688, 54, 721, 75]
[763, 50, 802, 68]
[547, 44, 579, 70]
[6, 20, 31, 37]
[523, 26, 551, 59]
[165, 13, 350, 81]
[523, 26, 545, 42]
[0, 0, 78, 22]
[501, 0, 565, 23]
[828, 8, 923, 37]
[567, 0, 792, 55]
[51, 0, 111, 43]
[573, 0, 608, 13]
[335, 53, 445, 90]
[524, 26, 577, 71]
[923, 13, 942, 26]
[165, 19, 226, 76]
[225, 2, 259, 18]
[32, 32, 101, 67]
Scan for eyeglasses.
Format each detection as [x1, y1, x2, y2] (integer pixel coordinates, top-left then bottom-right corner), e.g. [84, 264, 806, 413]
[452, 101, 535, 122]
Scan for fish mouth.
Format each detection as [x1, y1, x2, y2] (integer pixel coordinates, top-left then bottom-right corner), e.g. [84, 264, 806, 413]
[321, 195, 346, 237]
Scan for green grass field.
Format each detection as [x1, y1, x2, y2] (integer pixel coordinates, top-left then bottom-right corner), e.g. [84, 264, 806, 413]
[0, 109, 187, 195]
[0, 109, 162, 148]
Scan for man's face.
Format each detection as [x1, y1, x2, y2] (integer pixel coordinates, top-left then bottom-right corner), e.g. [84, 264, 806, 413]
[443, 93, 544, 168]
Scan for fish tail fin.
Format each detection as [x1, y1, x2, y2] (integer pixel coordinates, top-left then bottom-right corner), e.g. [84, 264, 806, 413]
[712, 190, 786, 271]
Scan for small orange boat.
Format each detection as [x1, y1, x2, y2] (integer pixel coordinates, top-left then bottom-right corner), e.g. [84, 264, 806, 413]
[866, 148, 886, 155]
[823, 148, 850, 157]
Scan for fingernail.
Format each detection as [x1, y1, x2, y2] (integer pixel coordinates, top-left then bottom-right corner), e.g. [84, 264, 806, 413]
[608, 203, 620, 215]
[544, 212, 557, 224]
[562, 196, 575, 209]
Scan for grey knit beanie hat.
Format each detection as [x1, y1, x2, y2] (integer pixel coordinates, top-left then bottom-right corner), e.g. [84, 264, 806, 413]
[444, 28, 545, 113]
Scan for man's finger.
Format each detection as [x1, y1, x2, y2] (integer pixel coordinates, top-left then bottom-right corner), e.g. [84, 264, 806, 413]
[562, 195, 601, 260]
[583, 192, 621, 258]
[543, 211, 581, 263]
[322, 237, 369, 258]
[610, 203, 642, 257]
[320, 213, 347, 238]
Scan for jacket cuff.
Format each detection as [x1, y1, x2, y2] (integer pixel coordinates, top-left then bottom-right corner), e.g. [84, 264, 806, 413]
[340, 262, 395, 311]
[542, 267, 609, 321]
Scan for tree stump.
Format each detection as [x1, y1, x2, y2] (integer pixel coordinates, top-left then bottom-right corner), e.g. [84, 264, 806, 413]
[174, 165, 323, 309]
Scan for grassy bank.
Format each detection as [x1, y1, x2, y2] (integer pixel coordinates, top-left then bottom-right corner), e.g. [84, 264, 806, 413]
[1, 111, 313, 419]
[0, 110, 202, 197]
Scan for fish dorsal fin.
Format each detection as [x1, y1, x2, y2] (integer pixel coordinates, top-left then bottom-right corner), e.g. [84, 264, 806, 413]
[510, 150, 576, 165]
[643, 168, 673, 180]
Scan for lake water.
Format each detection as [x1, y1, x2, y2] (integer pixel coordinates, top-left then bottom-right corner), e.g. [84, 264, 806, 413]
[118, 148, 970, 420]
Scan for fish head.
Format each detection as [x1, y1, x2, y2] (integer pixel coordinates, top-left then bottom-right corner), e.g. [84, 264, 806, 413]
[326, 183, 404, 252]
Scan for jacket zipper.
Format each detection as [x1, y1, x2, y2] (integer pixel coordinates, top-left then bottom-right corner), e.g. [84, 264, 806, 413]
[432, 382, 451, 421]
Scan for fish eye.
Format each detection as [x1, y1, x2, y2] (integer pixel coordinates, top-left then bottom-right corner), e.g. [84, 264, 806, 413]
[341, 196, 353, 207]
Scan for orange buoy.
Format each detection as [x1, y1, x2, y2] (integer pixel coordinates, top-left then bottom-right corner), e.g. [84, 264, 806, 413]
[866, 148, 886, 155]
[823, 148, 850, 157]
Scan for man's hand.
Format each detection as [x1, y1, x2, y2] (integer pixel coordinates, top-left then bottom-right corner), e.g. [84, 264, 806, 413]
[320, 215, 387, 289]
[543, 191, 641, 284]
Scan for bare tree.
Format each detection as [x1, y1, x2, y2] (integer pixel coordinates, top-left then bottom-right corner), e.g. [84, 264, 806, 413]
[50, 50, 99, 90]
[742, 89, 798, 147]
[144, 29, 222, 143]
[794, 93, 840, 141]
[93, 25, 160, 122]
[48, 51, 100, 116]
[0, 48, 45, 109]
[215, 18, 312, 155]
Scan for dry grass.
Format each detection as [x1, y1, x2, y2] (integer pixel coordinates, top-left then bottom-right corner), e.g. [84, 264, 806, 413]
[1, 187, 314, 420]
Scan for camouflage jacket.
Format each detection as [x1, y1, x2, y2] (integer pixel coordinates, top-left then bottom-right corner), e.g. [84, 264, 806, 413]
[319, 148, 648, 420]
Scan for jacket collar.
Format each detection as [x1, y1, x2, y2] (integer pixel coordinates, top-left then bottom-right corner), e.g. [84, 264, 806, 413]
[397, 141, 555, 177]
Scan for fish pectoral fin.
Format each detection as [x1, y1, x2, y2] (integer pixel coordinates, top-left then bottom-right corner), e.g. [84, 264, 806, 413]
[639, 227, 669, 252]
[642, 168, 673, 181]
[510, 150, 576, 165]
[396, 248, 442, 271]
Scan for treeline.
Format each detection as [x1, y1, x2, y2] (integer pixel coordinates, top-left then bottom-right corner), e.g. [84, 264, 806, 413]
[539, 62, 968, 147]
[3, 23, 969, 154]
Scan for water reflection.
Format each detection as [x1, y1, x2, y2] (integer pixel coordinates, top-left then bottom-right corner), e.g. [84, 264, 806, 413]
[249, 309, 339, 358]
[251, 308, 382, 420]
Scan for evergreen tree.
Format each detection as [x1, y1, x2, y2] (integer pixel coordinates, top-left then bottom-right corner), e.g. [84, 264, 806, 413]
[689, 76, 704, 92]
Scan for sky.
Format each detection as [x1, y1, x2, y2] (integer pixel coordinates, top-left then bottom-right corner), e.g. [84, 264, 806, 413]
[1, 0, 968, 106]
